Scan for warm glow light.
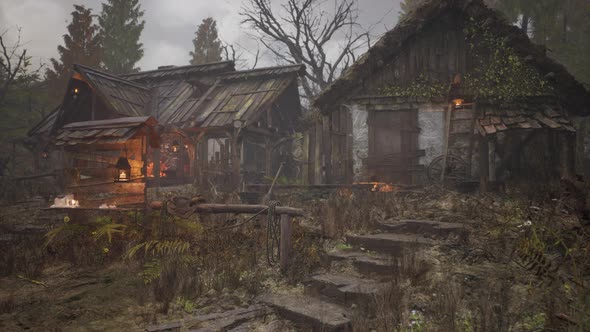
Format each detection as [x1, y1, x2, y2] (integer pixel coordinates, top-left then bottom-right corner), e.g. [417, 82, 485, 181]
[147, 162, 168, 177]
[74, 88, 79, 94]
[452, 98, 464, 107]
[354, 182, 395, 193]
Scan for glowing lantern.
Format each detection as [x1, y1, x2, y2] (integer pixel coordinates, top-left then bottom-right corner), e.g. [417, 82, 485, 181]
[452, 98, 464, 108]
[171, 140, 180, 152]
[115, 157, 131, 182]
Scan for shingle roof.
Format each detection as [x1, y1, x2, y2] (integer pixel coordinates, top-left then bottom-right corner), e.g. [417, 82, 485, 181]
[121, 61, 235, 82]
[75, 64, 151, 118]
[478, 106, 575, 136]
[29, 63, 304, 137]
[313, 0, 590, 116]
[27, 106, 60, 137]
[191, 64, 304, 128]
[55, 116, 159, 147]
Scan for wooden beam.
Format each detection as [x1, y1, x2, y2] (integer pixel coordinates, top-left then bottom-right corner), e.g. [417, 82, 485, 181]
[149, 202, 304, 216]
[441, 103, 454, 182]
[479, 136, 489, 192]
[488, 138, 496, 183]
[280, 214, 292, 272]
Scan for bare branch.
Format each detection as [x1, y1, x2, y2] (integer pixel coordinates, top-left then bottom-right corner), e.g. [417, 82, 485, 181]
[241, 0, 369, 101]
[0, 28, 30, 106]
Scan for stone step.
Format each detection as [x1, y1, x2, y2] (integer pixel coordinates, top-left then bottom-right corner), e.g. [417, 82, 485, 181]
[377, 219, 468, 239]
[305, 273, 387, 308]
[326, 250, 397, 276]
[261, 293, 351, 332]
[346, 233, 434, 255]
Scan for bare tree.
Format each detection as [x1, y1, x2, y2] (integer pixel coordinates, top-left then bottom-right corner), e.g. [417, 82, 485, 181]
[241, 0, 369, 101]
[221, 43, 260, 69]
[0, 28, 28, 105]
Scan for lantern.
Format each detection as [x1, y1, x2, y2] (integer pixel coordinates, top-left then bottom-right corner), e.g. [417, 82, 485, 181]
[171, 140, 180, 152]
[448, 73, 465, 109]
[115, 157, 131, 182]
[452, 98, 464, 108]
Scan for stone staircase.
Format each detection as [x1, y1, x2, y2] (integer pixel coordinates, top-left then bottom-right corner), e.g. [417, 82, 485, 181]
[261, 219, 468, 331]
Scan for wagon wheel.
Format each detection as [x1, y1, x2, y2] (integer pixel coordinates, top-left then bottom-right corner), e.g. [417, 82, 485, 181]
[427, 154, 469, 184]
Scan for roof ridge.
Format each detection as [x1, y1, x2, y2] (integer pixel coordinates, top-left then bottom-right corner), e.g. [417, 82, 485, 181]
[221, 63, 305, 77]
[74, 64, 150, 91]
[121, 60, 235, 77]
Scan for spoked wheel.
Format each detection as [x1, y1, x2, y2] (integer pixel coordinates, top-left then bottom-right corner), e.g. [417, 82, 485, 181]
[427, 154, 470, 185]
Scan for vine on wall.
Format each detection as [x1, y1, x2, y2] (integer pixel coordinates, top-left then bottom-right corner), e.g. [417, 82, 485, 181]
[378, 17, 553, 102]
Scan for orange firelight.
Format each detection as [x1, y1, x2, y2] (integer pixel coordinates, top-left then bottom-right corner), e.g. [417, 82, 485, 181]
[452, 98, 464, 107]
[354, 182, 395, 193]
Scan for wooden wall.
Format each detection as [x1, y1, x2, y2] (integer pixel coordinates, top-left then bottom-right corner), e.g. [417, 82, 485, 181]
[361, 11, 469, 95]
[64, 137, 147, 207]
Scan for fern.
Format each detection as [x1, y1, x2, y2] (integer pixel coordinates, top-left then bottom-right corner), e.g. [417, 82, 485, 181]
[44, 225, 66, 246]
[139, 259, 161, 284]
[93, 222, 126, 243]
[124, 240, 191, 259]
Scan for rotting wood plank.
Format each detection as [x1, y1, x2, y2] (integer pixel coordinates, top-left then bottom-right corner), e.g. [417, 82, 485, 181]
[68, 182, 145, 195]
[72, 153, 143, 168]
[149, 202, 304, 216]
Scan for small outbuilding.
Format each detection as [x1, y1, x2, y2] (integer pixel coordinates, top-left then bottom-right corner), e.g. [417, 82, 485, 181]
[28, 61, 305, 205]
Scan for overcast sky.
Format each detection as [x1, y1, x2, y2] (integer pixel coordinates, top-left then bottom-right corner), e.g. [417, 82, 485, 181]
[0, 0, 403, 71]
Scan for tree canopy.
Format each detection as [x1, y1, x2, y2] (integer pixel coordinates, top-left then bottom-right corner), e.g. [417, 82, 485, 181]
[98, 0, 145, 74]
[189, 17, 223, 65]
[45, 5, 102, 106]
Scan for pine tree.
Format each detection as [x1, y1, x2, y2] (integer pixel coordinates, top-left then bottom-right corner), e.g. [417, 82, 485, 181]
[45, 5, 101, 105]
[400, 0, 425, 17]
[189, 17, 223, 65]
[493, 0, 590, 86]
[98, 0, 145, 74]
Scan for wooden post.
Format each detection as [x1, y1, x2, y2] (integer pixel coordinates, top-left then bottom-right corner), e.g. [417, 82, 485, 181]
[479, 136, 489, 192]
[91, 90, 97, 121]
[560, 132, 575, 179]
[280, 214, 292, 272]
[179, 136, 184, 183]
[488, 138, 496, 183]
[228, 130, 242, 190]
[154, 149, 161, 188]
[441, 103, 454, 182]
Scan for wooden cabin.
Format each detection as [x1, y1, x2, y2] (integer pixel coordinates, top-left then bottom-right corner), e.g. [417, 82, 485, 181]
[312, 0, 590, 189]
[28, 61, 305, 202]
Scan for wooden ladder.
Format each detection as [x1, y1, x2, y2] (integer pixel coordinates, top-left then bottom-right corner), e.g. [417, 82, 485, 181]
[441, 102, 477, 182]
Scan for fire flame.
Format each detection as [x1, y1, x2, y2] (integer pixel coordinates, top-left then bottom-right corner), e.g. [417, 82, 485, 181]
[147, 162, 168, 177]
[354, 182, 395, 193]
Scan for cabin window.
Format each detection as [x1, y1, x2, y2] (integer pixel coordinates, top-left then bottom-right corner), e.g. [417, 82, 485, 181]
[207, 138, 232, 167]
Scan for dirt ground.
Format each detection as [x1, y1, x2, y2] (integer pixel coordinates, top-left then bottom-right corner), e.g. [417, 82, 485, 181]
[1, 187, 588, 331]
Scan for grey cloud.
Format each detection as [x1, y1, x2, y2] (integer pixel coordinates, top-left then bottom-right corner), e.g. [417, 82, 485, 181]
[0, 0, 402, 71]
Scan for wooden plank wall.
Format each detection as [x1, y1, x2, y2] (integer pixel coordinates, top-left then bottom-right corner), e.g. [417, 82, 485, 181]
[362, 12, 469, 95]
[65, 137, 147, 207]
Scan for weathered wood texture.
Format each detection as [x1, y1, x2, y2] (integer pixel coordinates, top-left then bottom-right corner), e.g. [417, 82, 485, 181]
[361, 12, 468, 95]
[280, 214, 292, 272]
[149, 202, 304, 216]
[366, 108, 421, 184]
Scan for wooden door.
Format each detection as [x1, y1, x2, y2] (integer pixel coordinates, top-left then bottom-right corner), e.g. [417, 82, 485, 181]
[367, 109, 421, 184]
